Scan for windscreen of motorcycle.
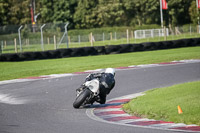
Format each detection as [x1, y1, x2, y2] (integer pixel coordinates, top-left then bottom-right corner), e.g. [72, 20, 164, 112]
[85, 79, 100, 95]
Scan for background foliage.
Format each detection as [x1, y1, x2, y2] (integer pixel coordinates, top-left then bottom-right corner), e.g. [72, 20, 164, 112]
[0, 0, 199, 29]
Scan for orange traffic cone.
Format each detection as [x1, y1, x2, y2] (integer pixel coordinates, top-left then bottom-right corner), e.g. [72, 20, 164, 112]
[178, 105, 183, 114]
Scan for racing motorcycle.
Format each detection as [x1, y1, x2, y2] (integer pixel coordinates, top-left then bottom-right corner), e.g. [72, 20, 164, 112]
[73, 79, 100, 108]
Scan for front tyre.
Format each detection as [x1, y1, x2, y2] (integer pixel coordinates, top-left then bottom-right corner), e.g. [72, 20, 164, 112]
[73, 89, 91, 109]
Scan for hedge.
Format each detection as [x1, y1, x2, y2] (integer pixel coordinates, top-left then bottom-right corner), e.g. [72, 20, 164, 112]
[0, 38, 200, 62]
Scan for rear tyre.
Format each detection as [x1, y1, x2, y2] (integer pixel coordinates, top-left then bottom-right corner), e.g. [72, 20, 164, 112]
[73, 89, 91, 109]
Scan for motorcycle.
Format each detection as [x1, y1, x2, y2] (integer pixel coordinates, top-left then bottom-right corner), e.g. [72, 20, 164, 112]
[73, 79, 100, 108]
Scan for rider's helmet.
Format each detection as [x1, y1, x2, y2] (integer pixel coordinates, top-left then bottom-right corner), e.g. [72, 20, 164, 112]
[105, 68, 115, 76]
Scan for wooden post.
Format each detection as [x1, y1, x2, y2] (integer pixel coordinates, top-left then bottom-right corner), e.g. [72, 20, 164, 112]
[169, 24, 174, 35]
[197, 25, 200, 34]
[78, 35, 81, 45]
[54, 35, 57, 49]
[131, 31, 134, 39]
[110, 32, 112, 40]
[175, 27, 181, 35]
[47, 37, 50, 45]
[90, 33, 93, 46]
[175, 27, 178, 35]
[127, 29, 129, 43]
[14, 38, 17, 53]
[68, 36, 71, 44]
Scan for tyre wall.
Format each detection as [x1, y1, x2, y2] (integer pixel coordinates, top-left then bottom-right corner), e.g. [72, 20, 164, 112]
[0, 38, 200, 62]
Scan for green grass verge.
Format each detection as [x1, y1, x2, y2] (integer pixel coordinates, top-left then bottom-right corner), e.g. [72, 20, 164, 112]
[123, 81, 200, 126]
[0, 46, 200, 81]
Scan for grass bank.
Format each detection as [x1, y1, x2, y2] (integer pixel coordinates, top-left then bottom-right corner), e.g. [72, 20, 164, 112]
[123, 81, 200, 126]
[0, 46, 200, 81]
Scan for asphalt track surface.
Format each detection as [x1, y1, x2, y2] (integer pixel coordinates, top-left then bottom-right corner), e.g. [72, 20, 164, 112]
[0, 62, 200, 133]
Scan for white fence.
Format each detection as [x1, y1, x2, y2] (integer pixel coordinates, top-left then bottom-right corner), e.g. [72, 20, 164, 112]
[134, 29, 169, 39]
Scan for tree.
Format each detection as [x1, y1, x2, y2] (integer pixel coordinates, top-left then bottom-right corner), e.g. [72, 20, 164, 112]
[40, 0, 55, 23]
[0, 0, 195, 28]
[40, 0, 78, 28]
[73, 0, 99, 28]
[0, 0, 31, 25]
[168, 0, 191, 26]
[0, 0, 9, 25]
[74, 0, 127, 28]
[95, 0, 125, 26]
[189, 1, 200, 25]
[123, 0, 160, 26]
[8, 0, 31, 25]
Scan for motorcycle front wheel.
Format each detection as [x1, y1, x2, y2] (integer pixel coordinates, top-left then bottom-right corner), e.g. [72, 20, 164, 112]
[73, 89, 91, 108]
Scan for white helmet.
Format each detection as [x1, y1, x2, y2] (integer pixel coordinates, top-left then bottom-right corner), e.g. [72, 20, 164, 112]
[105, 68, 115, 76]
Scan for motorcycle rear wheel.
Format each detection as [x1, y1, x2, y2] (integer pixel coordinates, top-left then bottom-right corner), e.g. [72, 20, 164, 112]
[73, 89, 91, 108]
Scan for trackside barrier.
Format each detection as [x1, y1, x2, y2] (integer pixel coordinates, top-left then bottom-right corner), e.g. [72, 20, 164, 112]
[0, 38, 200, 62]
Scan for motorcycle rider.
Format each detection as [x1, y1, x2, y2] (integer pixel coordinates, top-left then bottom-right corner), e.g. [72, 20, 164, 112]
[77, 68, 115, 104]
